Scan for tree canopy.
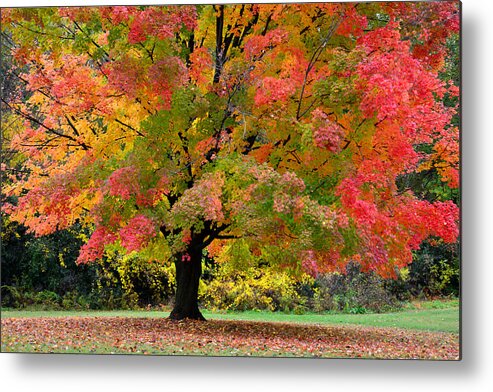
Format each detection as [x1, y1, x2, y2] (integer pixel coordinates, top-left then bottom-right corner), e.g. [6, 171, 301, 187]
[1, 2, 460, 319]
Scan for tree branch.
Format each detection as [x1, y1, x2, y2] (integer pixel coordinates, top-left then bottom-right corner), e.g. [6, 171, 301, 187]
[1, 98, 91, 150]
[213, 5, 225, 84]
[296, 17, 343, 120]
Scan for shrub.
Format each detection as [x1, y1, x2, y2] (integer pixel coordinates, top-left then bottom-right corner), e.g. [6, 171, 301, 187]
[202, 260, 407, 313]
[201, 266, 310, 312]
[33, 290, 61, 307]
[1, 286, 62, 309]
[91, 253, 175, 309]
[312, 262, 402, 313]
[429, 260, 460, 296]
[61, 290, 90, 310]
[311, 287, 337, 312]
[408, 240, 460, 297]
[1, 285, 23, 308]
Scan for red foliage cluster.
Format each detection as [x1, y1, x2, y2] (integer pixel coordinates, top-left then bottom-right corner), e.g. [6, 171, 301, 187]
[311, 108, 344, 153]
[148, 57, 188, 110]
[244, 28, 288, 60]
[77, 214, 157, 264]
[59, 7, 99, 23]
[8, 171, 82, 237]
[384, 1, 460, 70]
[127, 6, 197, 44]
[22, 53, 110, 116]
[189, 47, 213, 86]
[107, 166, 140, 200]
[104, 55, 187, 109]
[357, 26, 448, 125]
[103, 56, 147, 100]
[337, 174, 459, 276]
[99, 6, 136, 25]
[119, 215, 157, 252]
[77, 227, 117, 264]
[336, 4, 368, 37]
[254, 77, 297, 106]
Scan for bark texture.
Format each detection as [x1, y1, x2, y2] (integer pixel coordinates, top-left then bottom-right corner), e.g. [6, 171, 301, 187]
[169, 247, 206, 321]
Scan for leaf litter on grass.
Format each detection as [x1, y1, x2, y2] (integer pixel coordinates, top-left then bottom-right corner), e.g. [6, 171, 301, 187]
[1, 317, 459, 359]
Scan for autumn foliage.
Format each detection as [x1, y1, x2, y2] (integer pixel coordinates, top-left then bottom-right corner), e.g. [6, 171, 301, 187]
[1, 2, 460, 318]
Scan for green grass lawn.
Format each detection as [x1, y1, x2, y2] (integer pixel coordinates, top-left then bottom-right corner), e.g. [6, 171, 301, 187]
[1, 300, 459, 333]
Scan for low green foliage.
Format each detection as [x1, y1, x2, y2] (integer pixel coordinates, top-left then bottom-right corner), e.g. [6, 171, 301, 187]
[1, 286, 63, 310]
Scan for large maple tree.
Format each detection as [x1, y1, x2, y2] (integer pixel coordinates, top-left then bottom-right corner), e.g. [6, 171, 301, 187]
[1, 2, 460, 320]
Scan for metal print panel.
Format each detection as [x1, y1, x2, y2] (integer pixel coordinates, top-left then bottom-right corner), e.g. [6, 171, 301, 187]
[0, 1, 461, 359]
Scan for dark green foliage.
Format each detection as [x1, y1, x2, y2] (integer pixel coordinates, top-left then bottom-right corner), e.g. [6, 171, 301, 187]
[1, 220, 95, 296]
[440, 33, 460, 122]
[1, 220, 175, 310]
[407, 240, 460, 298]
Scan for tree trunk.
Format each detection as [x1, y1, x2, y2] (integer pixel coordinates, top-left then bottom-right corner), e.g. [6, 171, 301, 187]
[169, 246, 206, 321]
